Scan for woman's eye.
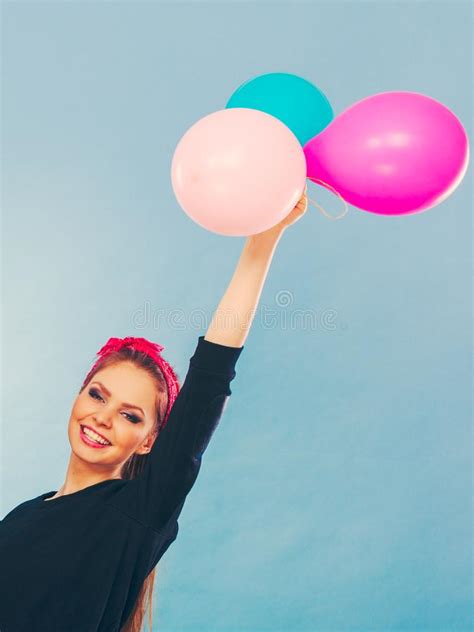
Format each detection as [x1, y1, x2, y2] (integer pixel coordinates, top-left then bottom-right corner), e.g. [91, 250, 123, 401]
[89, 388, 103, 401]
[123, 413, 141, 424]
[88, 388, 141, 424]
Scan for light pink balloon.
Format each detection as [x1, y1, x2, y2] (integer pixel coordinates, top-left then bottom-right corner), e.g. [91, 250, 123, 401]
[171, 108, 307, 236]
[304, 91, 470, 215]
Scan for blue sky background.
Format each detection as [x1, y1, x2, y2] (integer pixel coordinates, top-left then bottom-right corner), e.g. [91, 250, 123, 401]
[1, 1, 472, 630]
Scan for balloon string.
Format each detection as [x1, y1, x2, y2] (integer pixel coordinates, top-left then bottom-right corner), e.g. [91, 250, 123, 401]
[305, 176, 349, 221]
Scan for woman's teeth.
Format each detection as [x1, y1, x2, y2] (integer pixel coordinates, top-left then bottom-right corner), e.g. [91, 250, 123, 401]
[82, 426, 111, 445]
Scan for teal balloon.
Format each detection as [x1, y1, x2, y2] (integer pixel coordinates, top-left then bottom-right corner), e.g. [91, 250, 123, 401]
[226, 72, 334, 146]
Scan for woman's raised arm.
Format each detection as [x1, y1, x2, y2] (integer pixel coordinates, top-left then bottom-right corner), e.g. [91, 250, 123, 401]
[205, 187, 308, 349]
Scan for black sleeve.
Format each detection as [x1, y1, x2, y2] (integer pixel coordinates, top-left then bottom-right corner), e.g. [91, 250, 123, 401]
[105, 335, 244, 533]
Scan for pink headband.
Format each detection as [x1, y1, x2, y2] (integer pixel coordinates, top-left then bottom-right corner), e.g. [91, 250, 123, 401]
[82, 336, 180, 427]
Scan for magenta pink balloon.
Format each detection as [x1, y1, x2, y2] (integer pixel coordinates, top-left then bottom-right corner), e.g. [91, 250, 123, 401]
[171, 108, 307, 236]
[304, 92, 469, 215]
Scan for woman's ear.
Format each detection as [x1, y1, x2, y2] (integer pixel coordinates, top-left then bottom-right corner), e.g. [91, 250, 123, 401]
[141, 428, 159, 453]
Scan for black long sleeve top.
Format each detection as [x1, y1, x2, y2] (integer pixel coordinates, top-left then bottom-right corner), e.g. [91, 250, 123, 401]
[0, 335, 244, 632]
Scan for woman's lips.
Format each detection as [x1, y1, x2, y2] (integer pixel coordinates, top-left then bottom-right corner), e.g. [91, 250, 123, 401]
[80, 425, 112, 449]
[81, 424, 111, 443]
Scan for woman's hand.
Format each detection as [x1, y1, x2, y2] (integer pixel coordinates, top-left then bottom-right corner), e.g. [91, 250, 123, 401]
[254, 184, 308, 237]
[277, 184, 308, 230]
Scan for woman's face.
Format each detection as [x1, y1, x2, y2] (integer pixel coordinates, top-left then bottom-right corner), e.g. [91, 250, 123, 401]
[68, 362, 159, 469]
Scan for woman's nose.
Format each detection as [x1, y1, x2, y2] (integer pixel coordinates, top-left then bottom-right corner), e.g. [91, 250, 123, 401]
[93, 409, 113, 426]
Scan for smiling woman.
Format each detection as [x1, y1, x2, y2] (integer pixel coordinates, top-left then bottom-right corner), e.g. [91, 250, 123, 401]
[0, 334, 244, 632]
[45, 354, 168, 499]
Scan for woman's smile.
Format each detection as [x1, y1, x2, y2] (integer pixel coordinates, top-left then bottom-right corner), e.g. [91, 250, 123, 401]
[80, 425, 112, 448]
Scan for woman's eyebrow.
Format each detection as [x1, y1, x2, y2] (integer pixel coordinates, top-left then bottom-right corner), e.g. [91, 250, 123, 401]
[91, 381, 145, 416]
